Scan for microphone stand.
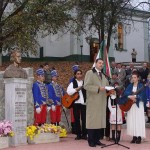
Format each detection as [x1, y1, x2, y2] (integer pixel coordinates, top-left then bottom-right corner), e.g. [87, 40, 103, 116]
[101, 88, 130, 149]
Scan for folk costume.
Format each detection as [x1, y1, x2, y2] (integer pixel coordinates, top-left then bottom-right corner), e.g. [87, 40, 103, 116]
[146, 74, 150, 123]
[108, 94, 123, 124]
[84, 67, 109, 147]
[32, 69, 50, 125]
[108, 93, 123, 142]
[124, 82, 147, 143]
[69, 65, 79, 134]
[48, 70, 65, 125]
[67, 78, 87, 140]
[146, 75, 150, 102]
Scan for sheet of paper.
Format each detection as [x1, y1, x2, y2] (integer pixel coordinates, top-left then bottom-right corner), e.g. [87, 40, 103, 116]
[105, 86, 115, 91]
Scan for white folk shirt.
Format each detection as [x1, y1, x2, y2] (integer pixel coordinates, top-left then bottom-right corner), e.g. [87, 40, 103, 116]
[67, 79, 85, 104]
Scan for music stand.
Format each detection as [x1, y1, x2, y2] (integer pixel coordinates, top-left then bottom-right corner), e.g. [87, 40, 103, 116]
[101, 88, 130, 149]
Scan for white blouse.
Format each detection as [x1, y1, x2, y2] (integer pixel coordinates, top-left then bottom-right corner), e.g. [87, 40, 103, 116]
[67, 79, 85, 104]
[132, 86, 137, 93]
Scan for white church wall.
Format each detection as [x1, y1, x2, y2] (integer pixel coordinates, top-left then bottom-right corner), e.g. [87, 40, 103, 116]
[114, 16, 148, 62]
[37, 32, 71, 57]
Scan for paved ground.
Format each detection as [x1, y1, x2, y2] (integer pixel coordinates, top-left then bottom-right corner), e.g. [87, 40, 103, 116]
[4, 126, 150, 150]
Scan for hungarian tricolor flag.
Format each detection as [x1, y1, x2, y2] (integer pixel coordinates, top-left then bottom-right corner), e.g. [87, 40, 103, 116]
[93, 40, 112, 79]
[103, 45, 112, 78]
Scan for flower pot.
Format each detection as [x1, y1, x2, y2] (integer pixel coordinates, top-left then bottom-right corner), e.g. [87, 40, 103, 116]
[27, 133, 60, 144]
[0, 137, 9, 149]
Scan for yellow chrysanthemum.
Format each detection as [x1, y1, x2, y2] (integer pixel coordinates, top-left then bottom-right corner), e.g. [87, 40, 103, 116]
[26, 124, 67, 140]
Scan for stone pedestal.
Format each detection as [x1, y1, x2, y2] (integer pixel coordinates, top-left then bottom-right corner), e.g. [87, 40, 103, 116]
[4, 78, 28, 146]
[27, 133, 60, 144]
[0, 137, 9, 149]
[0, 67, 34, 124]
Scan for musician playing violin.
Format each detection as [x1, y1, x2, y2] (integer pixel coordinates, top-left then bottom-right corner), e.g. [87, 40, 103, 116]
[123, 71, 147, 144]
[67, 69, 87, 140]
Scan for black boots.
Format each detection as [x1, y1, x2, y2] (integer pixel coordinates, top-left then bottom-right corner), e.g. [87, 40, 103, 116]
[130, 136, 137, 143]
[146, 117, 150, 123]
[116, 130, 121, 143]
[136, 136, 141, 144]
[111, 130, 115, 141]
[130, 136, 141, 144]
[71, 122, 76, 134]
[111, 130, 121, 143]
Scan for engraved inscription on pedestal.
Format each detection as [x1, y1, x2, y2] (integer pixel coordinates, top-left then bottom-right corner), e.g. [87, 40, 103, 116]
[14, 88, 27, 145]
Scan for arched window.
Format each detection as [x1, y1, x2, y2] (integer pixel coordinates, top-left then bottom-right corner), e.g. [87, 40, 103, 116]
[118, 23, 123, 49]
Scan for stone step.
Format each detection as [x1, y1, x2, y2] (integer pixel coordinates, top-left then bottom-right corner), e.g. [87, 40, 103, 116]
[122, 62, 150, 69]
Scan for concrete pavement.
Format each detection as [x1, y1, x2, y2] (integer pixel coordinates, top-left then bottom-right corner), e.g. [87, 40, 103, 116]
[4, 127, 150, 150]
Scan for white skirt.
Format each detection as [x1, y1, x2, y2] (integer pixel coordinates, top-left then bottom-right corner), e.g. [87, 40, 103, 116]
[127, 102, 145, 138]
[110, 106, 123, 124]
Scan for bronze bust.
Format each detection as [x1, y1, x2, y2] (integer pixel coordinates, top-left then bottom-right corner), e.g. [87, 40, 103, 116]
[3, 47, 28, 79]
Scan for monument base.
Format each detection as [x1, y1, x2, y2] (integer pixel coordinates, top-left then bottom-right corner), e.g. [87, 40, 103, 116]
[0, 137, 9, 149]
[27, 133, 60, 144]
[4, 78, 28, 146]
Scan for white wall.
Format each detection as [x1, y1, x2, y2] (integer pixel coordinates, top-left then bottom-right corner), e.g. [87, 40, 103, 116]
[38, 32, 71, 57]
[114, 17, 148, 62]
[36, 16, 148, 62]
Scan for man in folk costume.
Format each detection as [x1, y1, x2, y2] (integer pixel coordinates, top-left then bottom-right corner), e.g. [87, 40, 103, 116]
[48, 70, 65, 126]
[32, 69, 51, 126]
[69, 64, 79, 134]
[84, 58, 109, 147]
[67, 69, 87, 140]
[70, 64, 79, 82]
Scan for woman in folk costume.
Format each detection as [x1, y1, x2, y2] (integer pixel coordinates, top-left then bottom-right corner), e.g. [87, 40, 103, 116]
[48, 70, 65, 126]
[108, 90, 122, 142]
[146, 72, 150, 122]
[123, 71, 147, 144]
[32, 69, 51, 126]
[67, 69, 87, 140]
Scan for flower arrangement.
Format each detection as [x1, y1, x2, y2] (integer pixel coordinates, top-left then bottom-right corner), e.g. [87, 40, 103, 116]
[26, 124, 67, 140]
[0, 120, 14, 137]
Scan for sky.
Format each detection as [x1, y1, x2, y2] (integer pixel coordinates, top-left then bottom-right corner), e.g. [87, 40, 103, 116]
[131, 0, 150, 11]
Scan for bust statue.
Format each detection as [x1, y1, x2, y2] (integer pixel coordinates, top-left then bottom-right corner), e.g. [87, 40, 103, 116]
[3, 47, 28, 79]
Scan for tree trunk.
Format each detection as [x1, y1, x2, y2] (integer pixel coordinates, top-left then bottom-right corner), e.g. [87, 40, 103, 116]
[0, 27, 2, 66]
[0, 51, 2, 66]
[0, 23, 3, 66]
[107, 24, 113, 53]
[0, 38, 3, 66]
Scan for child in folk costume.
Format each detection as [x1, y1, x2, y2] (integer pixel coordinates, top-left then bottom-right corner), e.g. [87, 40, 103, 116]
[48, 70, 65, 126]
[32, 69, 51, 126]
[108, 90, 122, 142]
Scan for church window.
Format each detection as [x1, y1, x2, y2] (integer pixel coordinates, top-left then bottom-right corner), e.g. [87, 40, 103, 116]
[118, 23, 123, 49]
